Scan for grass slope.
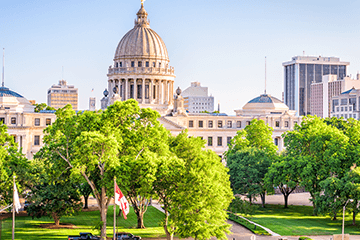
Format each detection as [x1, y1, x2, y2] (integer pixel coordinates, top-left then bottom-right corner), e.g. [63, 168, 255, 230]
[0, 206, 165, 240]
[248, 204, 360, 236]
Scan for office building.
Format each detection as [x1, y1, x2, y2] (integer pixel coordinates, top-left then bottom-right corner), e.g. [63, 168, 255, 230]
[182, 82, 214, 113]
[330, 88, 360, 120]
[310, 74, 360, 118]
[47, 80, 78, 110]
[283, 56, 349, 116]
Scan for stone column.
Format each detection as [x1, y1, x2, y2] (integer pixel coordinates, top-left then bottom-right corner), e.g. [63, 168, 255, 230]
[165, 81, 169, 104]
[170, 81, 174, 105]
[123, 78, 129, 101]
[142, 78, 145, 104]
[150, 79, 154, 104]
[134, 79, 137, 100]
[159, 80, 163, 104]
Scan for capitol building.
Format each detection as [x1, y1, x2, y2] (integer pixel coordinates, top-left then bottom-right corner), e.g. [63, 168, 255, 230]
[0, 2, 301, 159]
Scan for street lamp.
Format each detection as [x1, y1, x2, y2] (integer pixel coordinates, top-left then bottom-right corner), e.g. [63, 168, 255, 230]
[342, 199, 353, 240]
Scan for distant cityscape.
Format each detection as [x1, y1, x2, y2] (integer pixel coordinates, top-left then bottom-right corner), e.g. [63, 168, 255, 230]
[0, 3, 359, 160]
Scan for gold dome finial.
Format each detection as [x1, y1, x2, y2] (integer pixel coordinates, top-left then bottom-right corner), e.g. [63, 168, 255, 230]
[141, 0, 145, 6]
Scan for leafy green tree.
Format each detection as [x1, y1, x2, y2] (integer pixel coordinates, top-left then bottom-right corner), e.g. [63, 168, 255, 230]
[265, 155, 303, 208]
[154, 131, 233, 240]
[78, 181, 92, 209]
[41, 100, 167, 239]
[283, 116, 349, 212]
[228, 196, 257, 216]
[227, 148, 272, 206]
[226, 119, 277, 206]
[0, 124, 31, 207]
[33, 103, 55, 112]
[27, 172, 82, 225]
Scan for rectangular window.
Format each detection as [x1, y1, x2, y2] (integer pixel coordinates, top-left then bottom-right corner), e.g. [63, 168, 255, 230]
[11, 117, 16, 125]
[341, 107, 344, 111]
[46, 118, 51, 126]
[217, 137, 222, 146]
[285, 121, 289, 127]
[137, 85, 142, 99]
[34, 135, 40, 146]
[274, 138, 279, 146]
[341, 99, 347, 105]
[153, 62, 156, 67]
[354, 114, 357, 119]
[146, 61, 149, 67]
[345, 107, 348, 111]
[138, 61, 142, 67]
[208, 137, 213, 146]
[129, 84, 134, 98]
[349, 106, 352, 111]
[153, 85, 156, 99]
[236, 121, 241, 128]
[227, 121, 232, 128]
[208, 120, 213, 128]
[218, 120, 223, 128]
[345, 114, 348, 119]
[336, 107, 339, 112]
[35, 118, 40, 126]
[275, 121, 280, 127]
[131, 61, 135, 67]
[189, 120, 194, 128]
[145, 85, 149, 99]
[246, 121, 250, 126]
[227, 137, 232, 145]
[119, 62, 122, 67]
[199, 120, 203, 128]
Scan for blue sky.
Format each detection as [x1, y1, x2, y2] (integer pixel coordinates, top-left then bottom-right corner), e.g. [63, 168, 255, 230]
[1, 0, 360, 114]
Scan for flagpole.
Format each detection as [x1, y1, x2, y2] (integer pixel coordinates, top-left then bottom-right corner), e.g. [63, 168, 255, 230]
[113, 176, 116, 240]
[12, 175, 15, 240]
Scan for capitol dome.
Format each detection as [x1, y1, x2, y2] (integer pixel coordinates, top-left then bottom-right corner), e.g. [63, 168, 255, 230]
[0, 86, 35, 113]
[235, 93, 295, 116]
[114, 5, 169, 61]
[105, 3, 176, 116]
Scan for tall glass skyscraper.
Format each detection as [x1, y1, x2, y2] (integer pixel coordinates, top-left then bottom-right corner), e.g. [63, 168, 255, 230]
[283, 56, 349, 116]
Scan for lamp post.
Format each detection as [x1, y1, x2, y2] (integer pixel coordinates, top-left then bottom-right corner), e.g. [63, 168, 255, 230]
[342, 199, 353, 240]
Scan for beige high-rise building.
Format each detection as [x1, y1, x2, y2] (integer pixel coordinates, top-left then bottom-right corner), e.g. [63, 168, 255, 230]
[47, 80, 78, 110]
[310, 74, 360, 118]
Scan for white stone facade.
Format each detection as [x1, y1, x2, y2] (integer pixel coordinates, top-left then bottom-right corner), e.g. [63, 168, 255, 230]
[0, 86, 56, 159]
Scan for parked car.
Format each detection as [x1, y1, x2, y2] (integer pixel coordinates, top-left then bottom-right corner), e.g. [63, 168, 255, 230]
[68, 232, 100, 240]
[115, 232, 141, 240]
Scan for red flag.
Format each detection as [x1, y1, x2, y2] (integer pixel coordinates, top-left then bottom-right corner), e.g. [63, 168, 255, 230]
[115, 182, 130, 219]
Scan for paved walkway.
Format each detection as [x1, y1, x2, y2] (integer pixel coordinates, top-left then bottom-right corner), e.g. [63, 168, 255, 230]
[151, 194, 360, 240]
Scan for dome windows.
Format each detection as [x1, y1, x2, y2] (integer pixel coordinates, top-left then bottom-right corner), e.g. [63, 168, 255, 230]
[131, 61, 135, 67]
[138, 61, 142, 67]
[146, 61, 149, 67]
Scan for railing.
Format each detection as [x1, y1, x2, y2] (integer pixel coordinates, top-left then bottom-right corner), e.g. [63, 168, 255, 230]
[108, 67, 175, 75]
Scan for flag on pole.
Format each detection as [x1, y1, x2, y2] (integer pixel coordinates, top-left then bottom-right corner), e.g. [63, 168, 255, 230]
[14, 182, 21, 213]
[115, 182, 129, 219]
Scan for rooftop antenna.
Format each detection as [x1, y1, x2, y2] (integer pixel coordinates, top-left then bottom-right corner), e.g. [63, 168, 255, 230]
[2, 48, 4, 87]
[264, 56, 267, 95]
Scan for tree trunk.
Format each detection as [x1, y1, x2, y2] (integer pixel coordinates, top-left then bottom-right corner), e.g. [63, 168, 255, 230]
[283, 193, 289, 208]
[249, 195, 252, 205]
[260, 193, 266, 208]
[84, 195, 89, 209]
[353, 210, 357, 226]
[52, 213, 60, 226]
[100, 187, 107, 240]
[310, 192, 317, 216]
[164, 210, 174, 240]
[137, 211, 145, 229]
[332, 212, 337, 221]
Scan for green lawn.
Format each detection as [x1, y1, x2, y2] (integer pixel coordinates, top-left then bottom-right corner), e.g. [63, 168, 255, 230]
[244, 204, 360, 236]
[0, 206, 166, 240]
